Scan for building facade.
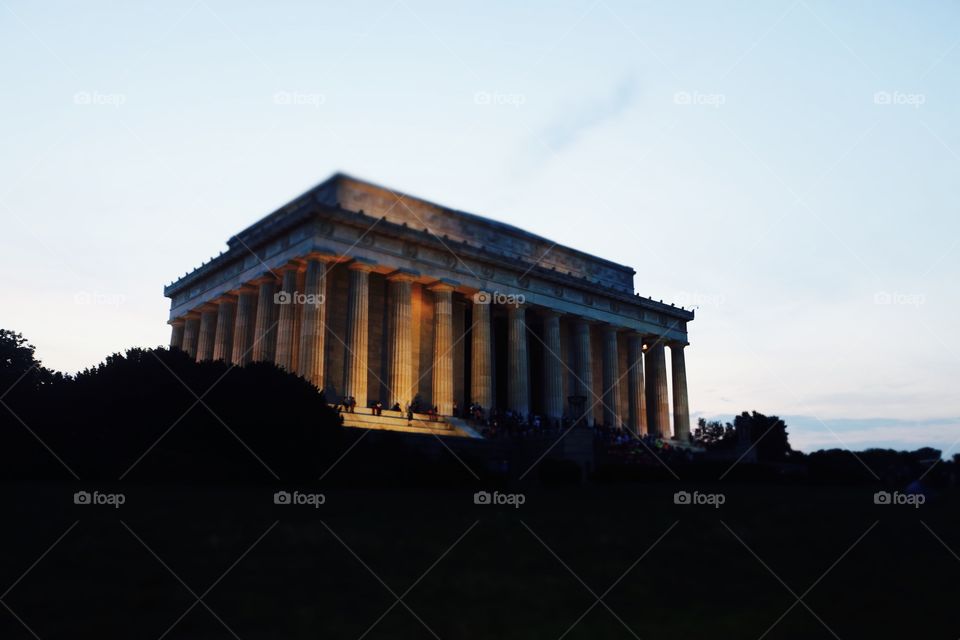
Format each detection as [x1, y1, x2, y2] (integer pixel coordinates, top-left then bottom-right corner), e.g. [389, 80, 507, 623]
[164, 174, 694, 438]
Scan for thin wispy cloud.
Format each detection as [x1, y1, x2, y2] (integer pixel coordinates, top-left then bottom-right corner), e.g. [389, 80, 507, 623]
[537, 73, 638, 152]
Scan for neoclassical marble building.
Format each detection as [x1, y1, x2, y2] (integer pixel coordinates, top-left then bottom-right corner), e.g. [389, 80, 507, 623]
[165, 174, 693, 438]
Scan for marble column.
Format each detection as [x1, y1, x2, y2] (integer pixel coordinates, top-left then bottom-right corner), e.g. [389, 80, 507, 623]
[196, 304, 218, 363]
[470, 296, 493, 410]
[169, 319, 185, 350]
[507, 304, 530, 417]
[670, 342, 691, 440]
[231, 285, 258, 366]
[252, 275, 279, 363]
[573, 319, 594, 425]
[627, 333, 647, 435]
[542, 310, 564, 421]
[344, 261, 373, 408]
[291, 268, 304, 374]
[453, 300, 466, 412]
[212, 296, 236, 362]
[274, 265, 301, 371]
[601, 325, 622, 428]
[430, 282, 455, 415]
[182, 313, 200, 359]
[297, 256, 330, 391]
[645, 339, 671, 438]
[387, 270, 416, 408]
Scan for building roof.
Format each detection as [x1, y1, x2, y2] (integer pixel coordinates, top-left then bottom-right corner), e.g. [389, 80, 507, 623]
[229, 172, 637, 280]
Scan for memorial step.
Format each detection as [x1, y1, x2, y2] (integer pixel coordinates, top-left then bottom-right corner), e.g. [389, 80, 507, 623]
[333, 406, 473, 437]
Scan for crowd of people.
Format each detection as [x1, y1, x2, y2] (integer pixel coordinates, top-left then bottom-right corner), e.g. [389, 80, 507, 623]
[333, 396, 691, 465]
[463, 404, 693, 465]
[336, 395, 358, 413]
[334, 395, 454, 425]
[463, 403, 565, 439]
[601, 429, 696, 465]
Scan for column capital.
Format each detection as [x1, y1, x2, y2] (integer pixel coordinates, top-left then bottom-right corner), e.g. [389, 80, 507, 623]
[642, 334, 666, 350]
[195, 303, 218, 314]
[387, 268, 420, 283]
[602, 323, 622, 336]
[669, 340, 689, 349]
[304, 246, 341, 262]
[230, 283, 259, 296]
[348, 257, 377, 272]
[168, 317, 186, 327]
[540, 308, 563, 319]
[212, 293, 237, 305]
[277, 260, 305, 274]
[250, 271, 280, 285]
[428, 278, 459, 293]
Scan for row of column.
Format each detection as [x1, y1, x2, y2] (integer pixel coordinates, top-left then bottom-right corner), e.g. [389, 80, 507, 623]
[170, 254, 330, 391]
[170, 259, 690, 439]
[467, 305, 689, 439]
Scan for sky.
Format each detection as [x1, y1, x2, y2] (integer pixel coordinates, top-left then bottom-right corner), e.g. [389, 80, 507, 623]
[1, 0, 958, 455]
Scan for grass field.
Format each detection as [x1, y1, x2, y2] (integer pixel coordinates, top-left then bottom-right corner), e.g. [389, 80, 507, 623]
[2, 481, 956, 639]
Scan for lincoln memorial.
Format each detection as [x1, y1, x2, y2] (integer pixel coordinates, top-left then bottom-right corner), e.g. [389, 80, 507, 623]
[164, 174, 693, 439]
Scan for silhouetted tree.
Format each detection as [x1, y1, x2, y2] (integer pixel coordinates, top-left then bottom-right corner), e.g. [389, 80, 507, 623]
[693, 417, 736, 449]
[0, 334, 346, 481]
[0, 329, 63, 394]
[1, 333, 493, 486]
[733, 411, 794, 462]
[910, 447, 942, 463]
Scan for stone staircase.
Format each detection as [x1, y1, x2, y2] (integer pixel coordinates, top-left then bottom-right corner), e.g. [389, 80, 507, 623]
[334, 407, 481, 438]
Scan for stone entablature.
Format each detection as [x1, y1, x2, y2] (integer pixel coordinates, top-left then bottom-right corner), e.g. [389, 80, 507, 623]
[165, 175, 692, 343]
[232, 174, 636, 292]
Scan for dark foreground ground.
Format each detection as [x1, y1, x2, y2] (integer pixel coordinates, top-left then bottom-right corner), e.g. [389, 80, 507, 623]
[1, 481, 957, 639]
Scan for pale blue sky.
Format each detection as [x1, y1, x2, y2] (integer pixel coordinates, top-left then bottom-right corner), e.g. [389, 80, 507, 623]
[1, 1, 958, 454]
